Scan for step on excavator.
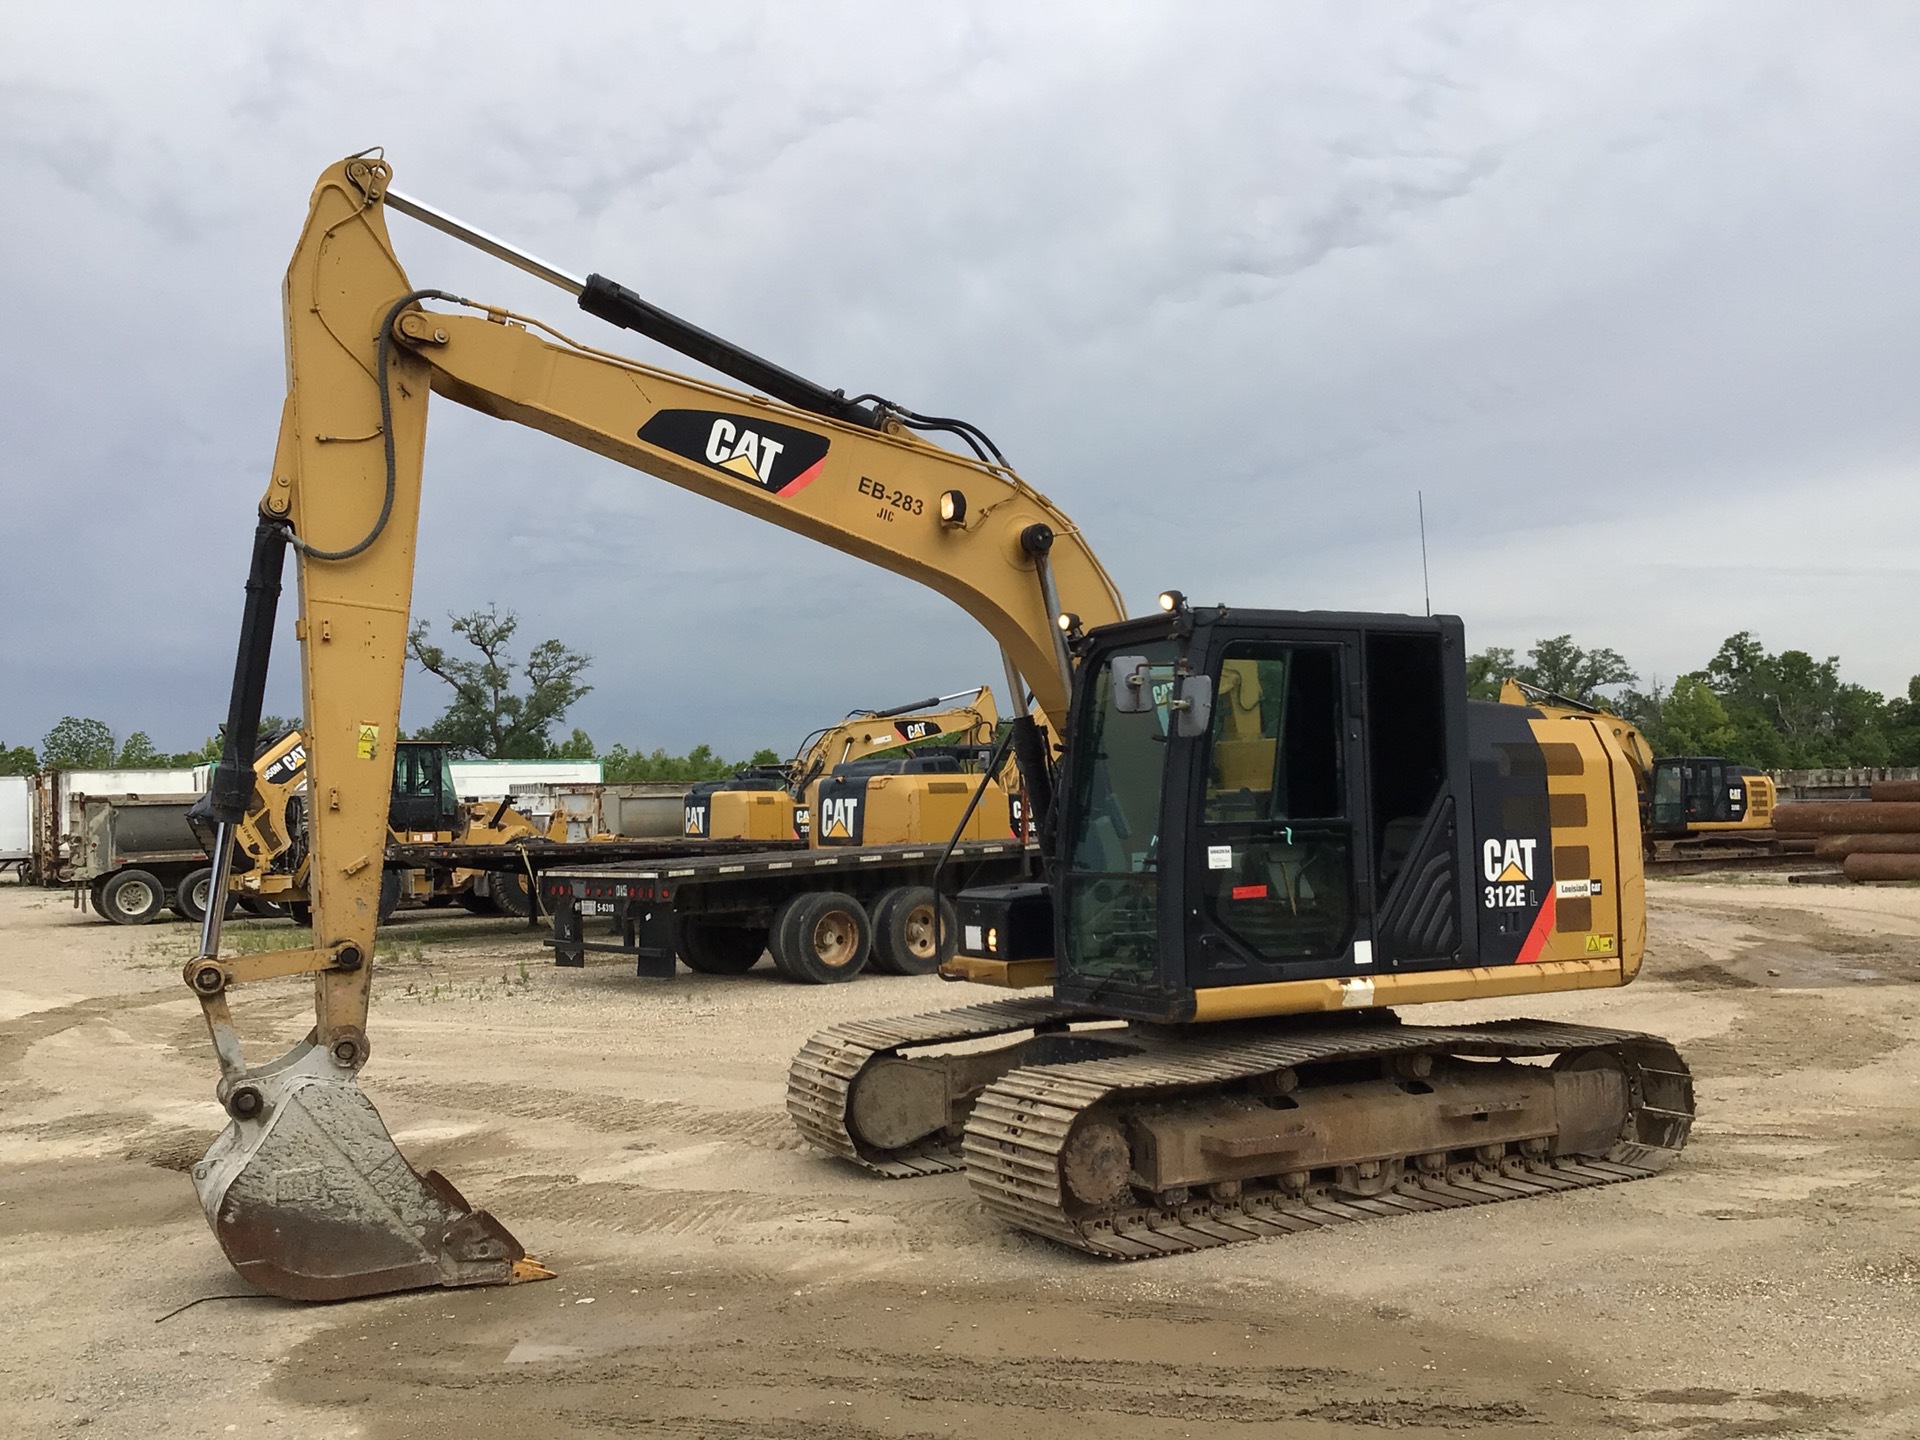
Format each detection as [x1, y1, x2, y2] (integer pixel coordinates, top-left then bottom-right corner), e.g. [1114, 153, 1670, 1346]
[187, 153, 1693, 1301]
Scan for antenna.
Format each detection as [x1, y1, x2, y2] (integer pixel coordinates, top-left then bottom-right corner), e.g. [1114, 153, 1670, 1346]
[1417, 490, 1432, 617]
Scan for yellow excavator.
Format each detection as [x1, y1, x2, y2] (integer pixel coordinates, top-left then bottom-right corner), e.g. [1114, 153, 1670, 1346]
[684, 686, 1005, 843]
[186, 153, 1692, 1300]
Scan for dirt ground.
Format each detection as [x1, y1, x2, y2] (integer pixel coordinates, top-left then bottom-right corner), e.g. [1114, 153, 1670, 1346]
[5, 878, 1920, 1438]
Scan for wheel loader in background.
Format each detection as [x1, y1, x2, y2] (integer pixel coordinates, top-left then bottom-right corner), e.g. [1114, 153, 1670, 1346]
[196, 728, 576, 922]
[183, 153, 1692, 1301]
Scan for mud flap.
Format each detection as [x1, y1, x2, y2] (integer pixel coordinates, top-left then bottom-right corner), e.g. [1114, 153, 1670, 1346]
[191, 1042, 538, 1301]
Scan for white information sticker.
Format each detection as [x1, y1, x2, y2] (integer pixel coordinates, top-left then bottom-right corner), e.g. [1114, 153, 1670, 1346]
[964, 925, 985, 953]
[1207, 845, 1233, 870]
[1353, 940, 1374, 967]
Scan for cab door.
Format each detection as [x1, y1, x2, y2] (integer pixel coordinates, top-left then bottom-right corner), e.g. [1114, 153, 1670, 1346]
[1184, 635, 1365, 987]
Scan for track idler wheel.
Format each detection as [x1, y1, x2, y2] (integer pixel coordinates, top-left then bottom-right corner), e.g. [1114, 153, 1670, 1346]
[191, 1041, 549, 1301]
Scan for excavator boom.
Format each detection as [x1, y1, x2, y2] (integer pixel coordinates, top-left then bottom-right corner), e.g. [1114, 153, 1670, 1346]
[188, 154, 1120, 1300]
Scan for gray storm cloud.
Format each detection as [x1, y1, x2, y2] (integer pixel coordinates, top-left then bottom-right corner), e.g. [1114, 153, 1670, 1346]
[3, 2, 1917, 756]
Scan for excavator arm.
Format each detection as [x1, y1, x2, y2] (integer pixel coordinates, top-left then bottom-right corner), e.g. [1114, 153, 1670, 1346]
[187, 153, 1123, 1301]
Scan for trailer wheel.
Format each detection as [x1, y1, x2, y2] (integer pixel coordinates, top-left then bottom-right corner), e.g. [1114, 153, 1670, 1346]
[88, 877, 111, 919]
[770, 891, 871, 984]
[100, 869, 166, 925]
[457, 888, 495, 914]
[870, 886, 958, 976]
[678, 918, 769, 975]
[289, 901, 312, 927]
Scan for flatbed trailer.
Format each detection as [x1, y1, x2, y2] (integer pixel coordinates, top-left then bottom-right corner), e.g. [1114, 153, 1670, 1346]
[541, 839, 1038, 980]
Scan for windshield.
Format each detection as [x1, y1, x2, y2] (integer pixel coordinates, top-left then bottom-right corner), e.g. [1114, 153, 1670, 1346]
[1063, 640, 1178, 983]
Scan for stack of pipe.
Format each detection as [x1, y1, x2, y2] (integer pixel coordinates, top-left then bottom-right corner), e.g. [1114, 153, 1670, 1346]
[1774, 781, 1920, 881]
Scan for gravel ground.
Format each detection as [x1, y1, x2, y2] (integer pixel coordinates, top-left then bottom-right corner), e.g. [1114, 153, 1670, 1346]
[4, 875, 1920, 1437]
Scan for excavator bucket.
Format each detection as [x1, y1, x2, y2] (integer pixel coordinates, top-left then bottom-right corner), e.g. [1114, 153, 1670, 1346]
[190, 1042, 547, 1301]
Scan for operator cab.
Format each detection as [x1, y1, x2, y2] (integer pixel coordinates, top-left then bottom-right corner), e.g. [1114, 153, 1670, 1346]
[1646, 757, 1767, 837]
[389, 741, 461, 838]
[948, 604, 1634, 1024]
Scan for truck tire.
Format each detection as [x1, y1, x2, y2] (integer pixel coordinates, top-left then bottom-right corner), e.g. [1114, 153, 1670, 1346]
[100, 869, 166, 925]
[869, 885, 959, 976]
[88, 877, 111, 918]
[289, 901, 312, 927]
[769, 891, 871, 984]
[379, 868, 403, 924]
[175, 867, 235, 924]
[457, 888, 495, 914]
[237, 897, 289, 919]
[678, 918, 769, 975]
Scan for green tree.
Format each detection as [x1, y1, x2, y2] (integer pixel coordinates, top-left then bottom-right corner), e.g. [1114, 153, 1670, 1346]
[1647, 676, 1739, 757]
[1700, 632, 1887, 767]
[1884, 677, 1920, 766]
[0, 741, 37, 775]
[407, 605, 592, 759]
[115, 732, 165, 766]
[602, 743, 781, 782]
[1515, 635, 1636, 704]
[1464, 647, 1516, 702]
[39, 716, 117, 769]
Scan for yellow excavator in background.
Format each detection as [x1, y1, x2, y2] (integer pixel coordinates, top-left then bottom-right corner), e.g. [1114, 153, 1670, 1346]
[185, 153, 1691, 1301]
[684, 686, 1006, 843]
[1498, 679, 1777, 856]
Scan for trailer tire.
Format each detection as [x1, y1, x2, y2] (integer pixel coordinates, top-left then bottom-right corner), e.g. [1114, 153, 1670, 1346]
[678, 918, 769, 975]
[89, 877, 111, 918]
[869, 886, 958, 976]
[378, 868, 403, 924]
[100, 869, 166, 925]
[238, 897, 289, 919]
[770, 891, 871, 984]
[458, 888, 495, 914]
[289, 901, 312, 927]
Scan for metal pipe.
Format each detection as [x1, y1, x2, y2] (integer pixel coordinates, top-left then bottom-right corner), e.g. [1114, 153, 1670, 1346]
[384, 186, 587, 296]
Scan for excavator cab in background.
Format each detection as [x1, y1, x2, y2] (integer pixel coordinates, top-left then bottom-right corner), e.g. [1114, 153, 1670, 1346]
[1645, 757, 1775, 840]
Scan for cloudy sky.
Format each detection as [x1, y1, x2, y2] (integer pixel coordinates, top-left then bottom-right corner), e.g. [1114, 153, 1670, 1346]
[4, 3, 1919, 759]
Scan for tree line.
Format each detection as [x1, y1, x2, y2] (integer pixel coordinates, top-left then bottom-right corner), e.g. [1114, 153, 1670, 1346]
[19, 605, 1896, 782]
[1472, 632, 1918, 769]
[0, 606, 778, 781]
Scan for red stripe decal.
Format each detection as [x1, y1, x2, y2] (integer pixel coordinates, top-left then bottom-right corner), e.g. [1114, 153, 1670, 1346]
[1517, 889, 1556, 963]
[777, 459, 825, 496]
[1231, 884, 1269, 900]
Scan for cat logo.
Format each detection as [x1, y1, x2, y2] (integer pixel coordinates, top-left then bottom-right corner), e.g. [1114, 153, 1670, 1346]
[637, 409, 830, 496]
[1481, 837, 1538, 884]
[819, 795, 861, 841]
[703, 418, 785, 484]
[896, 719, 939, 742]
[262, 743, 307, 787]
[684, 804, 708, 836]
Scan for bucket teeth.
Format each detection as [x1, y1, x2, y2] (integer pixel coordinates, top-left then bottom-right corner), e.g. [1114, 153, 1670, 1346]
[192, 1042, 534, 1302]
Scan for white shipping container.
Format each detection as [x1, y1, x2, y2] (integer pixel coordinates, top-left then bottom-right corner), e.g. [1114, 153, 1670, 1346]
[0, 776, 29, 861]
[449, 759, 602, 801]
